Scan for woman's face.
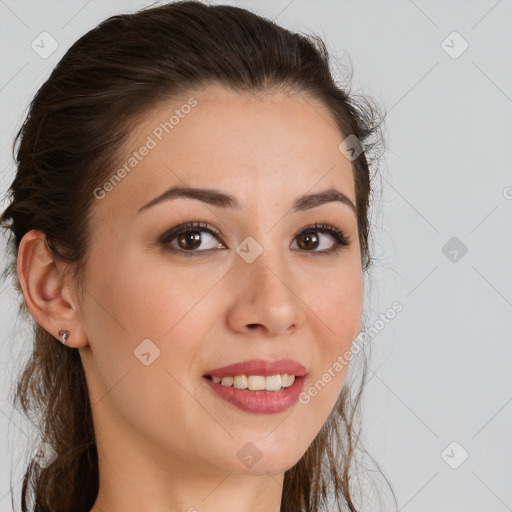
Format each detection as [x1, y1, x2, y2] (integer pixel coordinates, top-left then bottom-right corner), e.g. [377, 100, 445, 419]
[78, 85, 363, 477]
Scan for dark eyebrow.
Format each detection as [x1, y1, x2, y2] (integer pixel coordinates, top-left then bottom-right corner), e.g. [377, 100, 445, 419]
[137, 185, 357, 215]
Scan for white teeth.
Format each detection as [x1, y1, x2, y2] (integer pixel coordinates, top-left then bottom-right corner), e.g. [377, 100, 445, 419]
[248, 375, 266, 390]
[233, 375, 248, 389]
[264, 374, 282, 391]
[221, 376, 233, 387]
[209, 373, 296, 391]
[282, 374, 296, 387]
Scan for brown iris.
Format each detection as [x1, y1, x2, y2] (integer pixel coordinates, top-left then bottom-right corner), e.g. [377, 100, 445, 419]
[177, 231, 202, 250]
[296, 231, 319, 251]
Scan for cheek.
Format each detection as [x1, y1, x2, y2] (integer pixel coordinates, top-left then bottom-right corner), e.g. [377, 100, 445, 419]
[87, 250, 232, 405]
[307, 264, 363, 346]
[80, 251, 222, 449]
[301, 264, 362, 408]
[80, 246, 213, 393]
[91, 247, 220, 340]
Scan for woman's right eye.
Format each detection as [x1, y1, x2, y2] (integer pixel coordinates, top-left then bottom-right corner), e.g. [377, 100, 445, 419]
[159, 221, 226, 256]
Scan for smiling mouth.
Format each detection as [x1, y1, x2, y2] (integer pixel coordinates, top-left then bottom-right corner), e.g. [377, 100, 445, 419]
[202, 374, 306, 414]
[202, 358, 307, 413]
[204, 373, 296, 392]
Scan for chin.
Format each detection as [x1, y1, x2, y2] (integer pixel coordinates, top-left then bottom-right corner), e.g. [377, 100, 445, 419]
[230, 457, 301, 476]
[221, 441, 307, 476]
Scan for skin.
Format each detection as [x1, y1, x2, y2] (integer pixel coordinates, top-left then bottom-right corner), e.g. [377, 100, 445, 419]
[17, 85, 363, 512]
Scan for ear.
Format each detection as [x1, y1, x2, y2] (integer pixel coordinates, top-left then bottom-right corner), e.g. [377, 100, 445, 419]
[17, 229, 89, 348]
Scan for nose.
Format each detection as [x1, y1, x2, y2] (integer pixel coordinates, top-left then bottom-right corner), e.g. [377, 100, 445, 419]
[226, 249, 306, 338]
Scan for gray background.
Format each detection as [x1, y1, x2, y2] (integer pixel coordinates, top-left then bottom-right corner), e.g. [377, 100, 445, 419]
[1, 1, 511, 511]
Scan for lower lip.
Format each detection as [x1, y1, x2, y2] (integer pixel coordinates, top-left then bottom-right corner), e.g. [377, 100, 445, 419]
[203, 376, 306, 414]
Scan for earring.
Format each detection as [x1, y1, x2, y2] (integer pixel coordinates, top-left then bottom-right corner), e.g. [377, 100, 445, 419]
[58, 329, 70, 344]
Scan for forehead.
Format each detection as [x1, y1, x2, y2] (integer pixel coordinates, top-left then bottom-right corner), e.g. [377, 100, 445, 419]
[92, 85, 356, 219]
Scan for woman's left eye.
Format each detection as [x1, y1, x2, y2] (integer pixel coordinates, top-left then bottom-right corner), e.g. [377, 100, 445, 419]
[159, 221, 351, 257]
[291, 223, 351, 255]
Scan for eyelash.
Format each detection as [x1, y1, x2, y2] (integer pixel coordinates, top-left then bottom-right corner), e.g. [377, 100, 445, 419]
[158, 221, 351, 257]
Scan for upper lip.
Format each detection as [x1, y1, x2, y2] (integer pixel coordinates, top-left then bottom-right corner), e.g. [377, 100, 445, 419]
[205, 359, 307, 378]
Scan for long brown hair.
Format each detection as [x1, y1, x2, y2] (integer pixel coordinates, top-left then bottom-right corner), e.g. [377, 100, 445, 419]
[0, 2, 394, 511]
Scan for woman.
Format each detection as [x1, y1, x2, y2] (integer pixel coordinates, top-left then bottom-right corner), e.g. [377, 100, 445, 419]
[0, 1, 393, 511]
